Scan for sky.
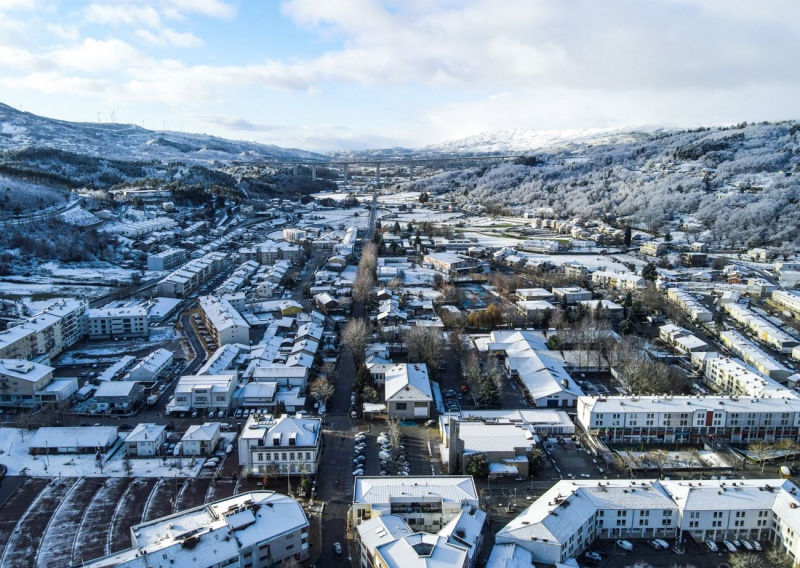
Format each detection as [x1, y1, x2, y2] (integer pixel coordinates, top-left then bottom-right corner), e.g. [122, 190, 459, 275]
[1, 0, 799, 152]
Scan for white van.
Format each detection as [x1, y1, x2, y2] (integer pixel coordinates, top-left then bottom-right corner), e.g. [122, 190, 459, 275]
[616, 540, 633, 552]
[172, 442, 182, 457]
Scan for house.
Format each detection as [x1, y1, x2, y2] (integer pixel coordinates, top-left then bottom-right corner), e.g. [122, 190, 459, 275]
[516, 288, 555, 302]
[640, 241, 668, 256]
[238, 413, 323, 476]
[128, 348, 173, 382]
[125, 423, 167, 457]
[94, 381, 144, 413]
[384, 363, 433, 420]
[29, 426, 119, 455]
[516, 301, 556, 321]
[681, 252, 708, 267]
[80, 491, 310, 568]
[445, 419, 538, 478]
[181, 422, 221, 456]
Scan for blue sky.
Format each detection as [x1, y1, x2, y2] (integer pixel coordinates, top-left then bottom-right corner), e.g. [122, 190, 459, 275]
[1, 0, 799, 151]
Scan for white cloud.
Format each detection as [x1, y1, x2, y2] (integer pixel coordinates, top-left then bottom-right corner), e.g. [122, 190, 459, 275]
[53, 38, 148, 72]
[158, 0, 236, 20]
[136, 28, 203, 48]
[84, 3, 162, 28]
[0, 72, 111, 97]
[46, 23, 80, 41]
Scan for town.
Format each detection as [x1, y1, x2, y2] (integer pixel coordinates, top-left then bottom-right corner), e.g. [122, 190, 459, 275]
[1, 160, 800, 568]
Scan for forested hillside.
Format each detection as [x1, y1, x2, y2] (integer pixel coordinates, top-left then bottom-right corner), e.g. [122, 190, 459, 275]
[404, 122, 800, 248]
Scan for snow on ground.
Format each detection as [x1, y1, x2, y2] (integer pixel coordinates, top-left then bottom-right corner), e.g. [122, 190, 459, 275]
[377, 192, 421, 204]
[0, 281, 112, 302]
[463, 231, 522, 247]
[0, 428, 204, 477]
[393, 210, 463, 224]
[402, 267, 438, 285]
[55, 327, 180, 364]
[400, 287, 442, 300]
[300, 208, 375, 229]
[40, 262, 140, 282]
[57, 207, 100, 227]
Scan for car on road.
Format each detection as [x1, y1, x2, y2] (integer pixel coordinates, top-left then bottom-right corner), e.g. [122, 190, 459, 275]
[705, 540, 718, 552]
[424, 420, 436, 428]
[352, 469, 364, 476]
[333, 542, 343, 555]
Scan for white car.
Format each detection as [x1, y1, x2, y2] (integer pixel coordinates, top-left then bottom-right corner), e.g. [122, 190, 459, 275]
[740, 540, 754, 551]
[723, 541, 738, 553]
[352, 469, 364, 476]
[752, 541, 762, 552]
[705, 541, 718, 552]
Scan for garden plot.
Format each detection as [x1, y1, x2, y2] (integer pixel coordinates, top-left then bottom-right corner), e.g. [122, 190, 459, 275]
[205, 477, 237, 502]
[35, 477, 105, 568]
[142, 478, 181, 522]
[0, 478, 50, 563]
[0, 477, 79, 568]
[108, 478, 159, 553]
[70, 478, 133, 564]
[174, 477, 214, 511]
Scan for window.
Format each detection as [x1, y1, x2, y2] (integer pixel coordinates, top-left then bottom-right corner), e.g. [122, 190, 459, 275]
[395, 403, 407, 410]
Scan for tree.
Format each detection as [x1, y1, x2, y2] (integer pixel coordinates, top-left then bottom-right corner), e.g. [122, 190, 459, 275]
[393, 221, 401, 234]
[342, 319, 369, 361]
[624, 226, 632, 247]
[729, 553, 765, 568]
[546, 335, 562, 351]
[641, 262, 658, 282]
[528, 448, 545, 474]
[664, 230, 672, 243]
[748, 440, 774, 472]
[419, 191, 429, 203]
[766, 548, 795, 568]
[714, 309, 725, 331]
[273, 400, 287, 416]
[262, 462, 280, 487]
[465, 453, 490, 478]
[310, 377, 335, 406]
[404, 326, 446, 377]
[479, 375, 501, 408]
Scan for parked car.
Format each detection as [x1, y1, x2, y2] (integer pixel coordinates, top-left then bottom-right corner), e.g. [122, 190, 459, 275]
[740, 540, 754, 551]
[705, 540, 719, 552]
[217, 410, 225, 419]
[584, 552, 602, 564]
[235, 409, 243, 418]
[723, 541, 738, 552]
[752, 541, 763, 552]
[653, 539, 669, 550]
[616, 540, 633, 552]
[333, 542, 343, 555]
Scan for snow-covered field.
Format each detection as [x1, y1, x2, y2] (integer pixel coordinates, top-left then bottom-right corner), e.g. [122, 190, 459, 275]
[57, 207, 100, 227]
[55, 327, 180, 364]
[41, 262, 144, 282]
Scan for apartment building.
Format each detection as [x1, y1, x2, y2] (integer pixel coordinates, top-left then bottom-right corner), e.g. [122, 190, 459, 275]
[157, 252, 227, 298]
[168, 373, 237, 413]
[127, 348, 173, 382]
[146, 247, 186, 271]
[659, 324, 709, 353]
[516, 288, 555, 302]
[666, 289, 713, 322]
[577, 395, 800, 444]
[283, 227, 308, 242]
[552, 287, 592, 304]
[640, 241, 668, 256]
[0, 359, 55, 408]
[724, 302, 798, 353]
[86, 306, 149, 339]
[496, 478, 800, 566]
[772, 290, 800, 316]
[199, 295, 251, 346]
[0, 300, 86, 361]
[238, 413, 322, 476]
[591, 271, 645, 291]
[720, 329, 795, 381]
[81, 492, 310, 568]
[705, 356, 792, 398]
[423, 252, 476, 274]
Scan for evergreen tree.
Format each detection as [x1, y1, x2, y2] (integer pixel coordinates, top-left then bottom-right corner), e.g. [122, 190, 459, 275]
[393, 221, 401, 234]
[480, 376, 501, 408]
[641, 262, 658, 282]
[624, 226, 632, 247]
[465, 453, 490, 477]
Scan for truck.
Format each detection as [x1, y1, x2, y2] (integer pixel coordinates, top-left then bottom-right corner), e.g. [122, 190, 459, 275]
[147, 394, 159, 407]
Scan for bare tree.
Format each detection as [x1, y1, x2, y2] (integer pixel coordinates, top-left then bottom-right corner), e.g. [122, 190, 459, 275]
[404, 326, 446, 377]
[748, 440, 774, 473]
[310, 377, 335, 407]
[342, 319, 370, 361]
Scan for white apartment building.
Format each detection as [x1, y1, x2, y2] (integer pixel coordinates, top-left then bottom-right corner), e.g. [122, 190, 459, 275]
[552, 287, 592, 304]
[283, 227, 308, 242]
[168, 373, 237, 413]
[86, 306, 149, 339]
[109, 217, 176, 237]
[0, 359, 55, 408]
[127, 348, 173, 382]
[516, 288, 555, 302]
[496, 478, 800, 566]
[577, 395, 800, 444]
[724, 302, 799, 353]
[640, 241, 668, 256]
[146, 247, 186, 271]
[592, 270, 645, 291]
[705, 356, 793, 398]
[666, 289, 713, 322]
[659, 323, 709, 353]
[349, 476, 480, 534]
[0, 300, 86, 361]
[199, 295, 251, 346]
[772, 290, 800, 316]
[720, 329, 794, 381]
[157, 252, 227, 298]
[81, 491, 310, 568]
[238, 413, 322, 477]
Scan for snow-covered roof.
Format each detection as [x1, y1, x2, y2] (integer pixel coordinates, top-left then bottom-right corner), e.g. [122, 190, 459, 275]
[384, 363, 433, 402]
[30, 426, 118, 450]
[182, 422, 220, 442]
[354, 476, 478, 506]
[126, 423, 166, 443]
[0, 359, 52, 382]
[95, 381, 141, 398]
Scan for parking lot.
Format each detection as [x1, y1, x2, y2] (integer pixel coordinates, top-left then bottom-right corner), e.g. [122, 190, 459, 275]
[0, 474, 238, 567]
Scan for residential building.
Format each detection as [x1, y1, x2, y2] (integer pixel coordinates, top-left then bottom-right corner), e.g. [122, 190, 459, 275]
[423, 252, 476, 274]
[640, 241, 668, 256]
[0, 359, 54, 408]
[384, 363, 433, 420]
[248, 364, 309, 389]
[577, 394, 800, 444]
[128, 348, 173, 382]
[705, 356, 792, 398]
[552, 287, 592, 304]
[29, 426, 119, 455]
[199, 295, 251, 346]
[681, 252, 708, 267]
[0, 300, 86, 361]
[724, 302, 798, 353]
[147, 248, 187, 271]
[577, 299, 624, 320]
[666, 288, 713, 322]
[497, 478, 800, 566]
[86, 306, 149, 339]
[94, 381, 144, 412]
[157, 252, 227, 298]
[238, 413, 322, 476]
[720, 330, 794, 381]
[34, 377, 77, 407]
[516, 300, 556, 321]
[659, 324, 709, 353]
[591, 271, 644, 291]
[516, 288, 555, 302]
[772, 290, 800, 316]
[444, 419, 537, 478]
[125, 423, 167, 457]
[349, 476, 479, 533]
[168, 373, 237, 413]
[80, 491, 310, 568]
[283, 227, 308, 242]
[181, 422, 221, 455]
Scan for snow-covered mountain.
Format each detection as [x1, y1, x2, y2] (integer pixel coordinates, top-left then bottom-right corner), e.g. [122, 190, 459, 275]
[0, 103, 326, 164]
